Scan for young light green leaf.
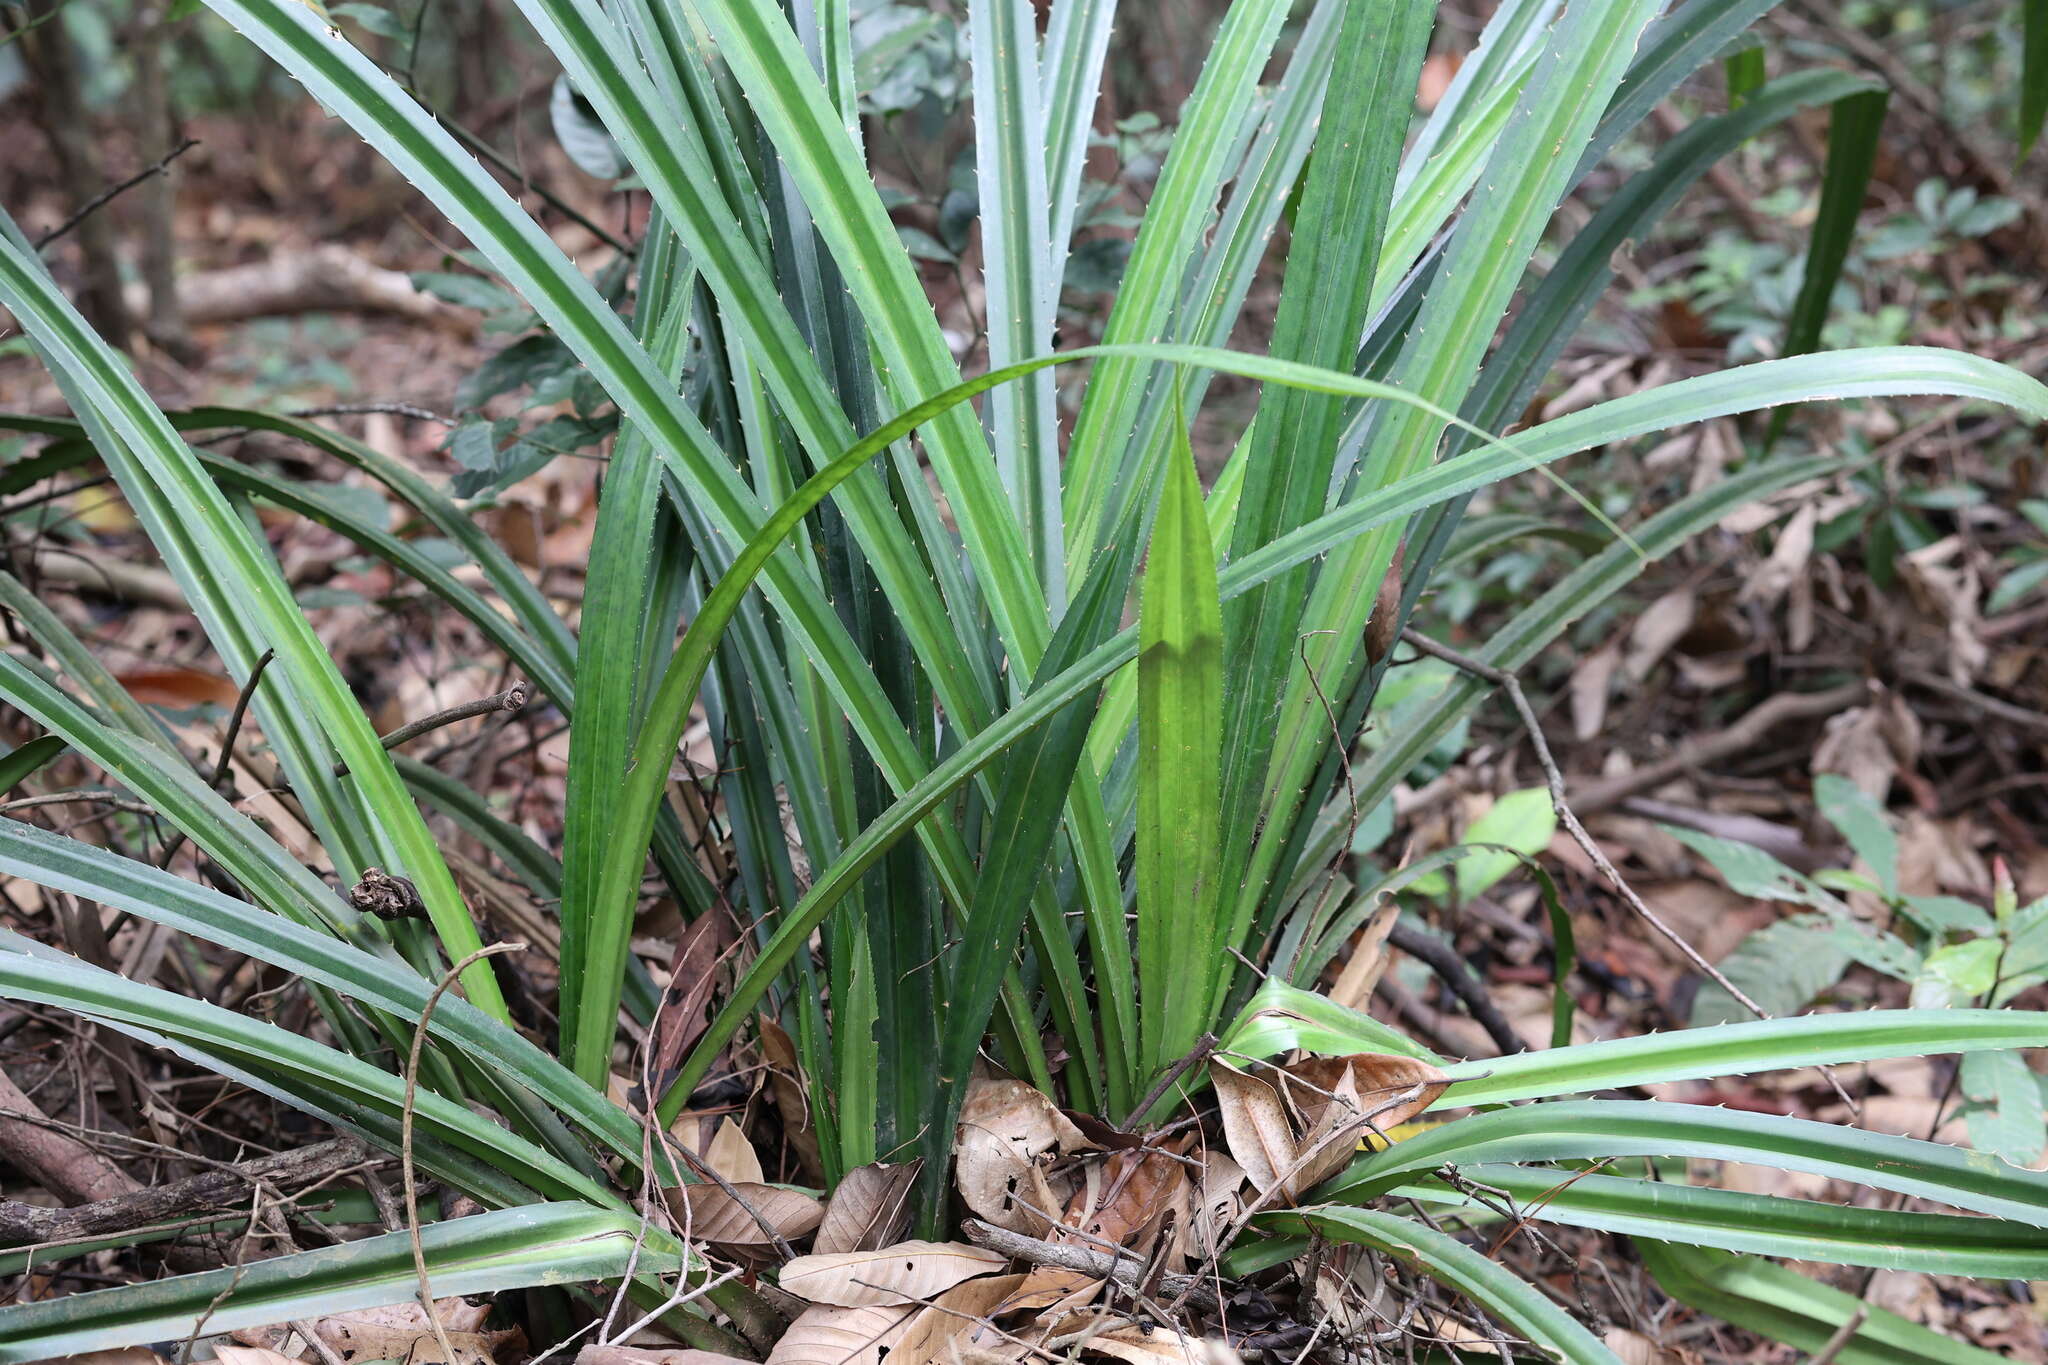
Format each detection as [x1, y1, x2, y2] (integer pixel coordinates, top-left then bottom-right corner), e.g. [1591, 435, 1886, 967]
[1137, 404, 1226, 1080]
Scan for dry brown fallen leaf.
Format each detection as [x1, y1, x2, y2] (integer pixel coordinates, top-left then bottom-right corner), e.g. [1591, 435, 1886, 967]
[763, 1302, 917, 1365]
[211, 1351, 301, 1365]
[1327, 899, 1399, 1013]
[1213, 1054, 1447, 1202]
[665, 1181, 824, 1249]
[885, 1271, 1028, 1365]
[1085, 1324, 1211, 1365]
[1209, 1063, 1297, 1199]
[703, 1115, 766, 1186]
[779, 1239, 1008, 1308]
[814, 1160, 921, 1255]
[573, 1347, 758, 1365]
[954, 1076, 1089, 1234]
[758, 1015, 826, 1185]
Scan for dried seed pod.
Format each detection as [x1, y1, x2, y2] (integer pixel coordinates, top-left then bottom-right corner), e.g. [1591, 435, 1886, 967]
[1363, 544, 1405, 666]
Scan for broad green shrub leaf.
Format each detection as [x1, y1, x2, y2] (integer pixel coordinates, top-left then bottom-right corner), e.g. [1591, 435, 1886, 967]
[328, 1, 402, 38]
[1830, 926, 1920, 980]
[1453, 787, 1556, 900]
[410, 270, 523, 316]
[1911, 939, 2003, 1008]
[1961, 1051, 2048, 1167]
[1899, 895, 1995, 936]
[1813, 774, 1897, 898]
[457, 334, 578, 409]
[1666, 826, 1839, 910]
[1689, 914, 1852, 1026]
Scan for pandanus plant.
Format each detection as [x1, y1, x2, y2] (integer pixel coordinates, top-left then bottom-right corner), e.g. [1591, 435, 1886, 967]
[2, 0, 2047, 1358]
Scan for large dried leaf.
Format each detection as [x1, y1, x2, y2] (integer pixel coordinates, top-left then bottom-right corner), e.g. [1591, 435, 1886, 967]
[664, 1181, 823, 1248]
[1327, 901, 1399, 1013]
[576, 1350, 758, 1365]
[778, 1240, 1008, 1308]
[764, 1303, 917, 1365]
[704, 1115, 765, 1185]
[1209, 1063, 1297, 1199]
[815, 1160, 921, 1255]
[1277, 1053, 1449, 1138]
[954, 1077, 1087, 1233]
[650, 907, 739, 1080]
[886, 1272, 1028, 1365]
[759, 1015, 825, 1184]
[1085, 1326, 1209, 1365]
[1065, 1145, 1185, 1250]
[984, 1270, 1103, 1326]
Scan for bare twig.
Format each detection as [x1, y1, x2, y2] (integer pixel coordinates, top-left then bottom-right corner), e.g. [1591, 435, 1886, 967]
[0, 1137, 374, 1245]
[334, 680, 529, 776]
[1385, 920, 1524, 1057]
[1569, 682, 1868, 815]
[157, 648, 275, 871]
[1398, 628, 1861, 1115]
[33, 138, 199, 250]
[1118, 1032, 1217, 1130]
[289, 401, 457, 427]
[1806, 1306, 1869, 1365]
[403, 942, 524, 1364]
[961, 1218, 1223, 1314]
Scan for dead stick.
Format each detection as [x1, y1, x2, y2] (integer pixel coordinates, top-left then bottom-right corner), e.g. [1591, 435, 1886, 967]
[0, 1137, 373, 1245]
[334, 680, 528, 776]
[1569, 681, 1868, 815]
[34, 138, 199, 250]
[1398, 628, 1861, 1116]
[961, 1219, 1222, 1314]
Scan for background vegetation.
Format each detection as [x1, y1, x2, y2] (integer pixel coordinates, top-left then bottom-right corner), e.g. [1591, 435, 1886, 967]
[0, 0, 2044, 1360]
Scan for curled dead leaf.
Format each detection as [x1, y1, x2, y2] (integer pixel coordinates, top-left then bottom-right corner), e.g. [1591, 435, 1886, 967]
[814, 1160, 921, 1255]
[1209, 1064, 1297, 1199]
[955, 1077, 1087, 1233]
[703, 1115, 766, 1185]
[778, 1239, 1007, 1308]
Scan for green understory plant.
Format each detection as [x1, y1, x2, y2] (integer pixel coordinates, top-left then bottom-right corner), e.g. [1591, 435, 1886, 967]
[1680, 775, 2048, 1165]
[2, 0, 2048, 1357]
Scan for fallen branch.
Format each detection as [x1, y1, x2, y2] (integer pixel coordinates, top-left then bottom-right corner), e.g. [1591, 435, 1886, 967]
[1569, 682, 1868, 816]
[961, 1219, 1222, 1314]
[32, 138, 198, 251]
[0, 1136, 374, 1246]
[0, 1070, 139, 1208]
[122, 245, 476, 333]
[1385, 921, 1524, 1057]
[334, 681, 529, 776]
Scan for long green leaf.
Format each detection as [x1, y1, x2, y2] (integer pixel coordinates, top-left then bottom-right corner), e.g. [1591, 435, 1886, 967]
[970, 0, 1061, 595]
[661, 342, 2048, 1112]
[0, 820, 644, 1166]
[1137, 406, 1226, 1078]
[0, 1205, 686, 1363]
[0, 950, 609, 1205]
[1638, 1241, 2006, 1365]
[0, 220, 506, 1017]
[0, 735, 64, 794]
[1408, 1163, 2048, 1278]
[1767, 86, 1887, 446]
[1322, 1099, 2048, 1226]
[1280, 1207, 1619, 1364]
